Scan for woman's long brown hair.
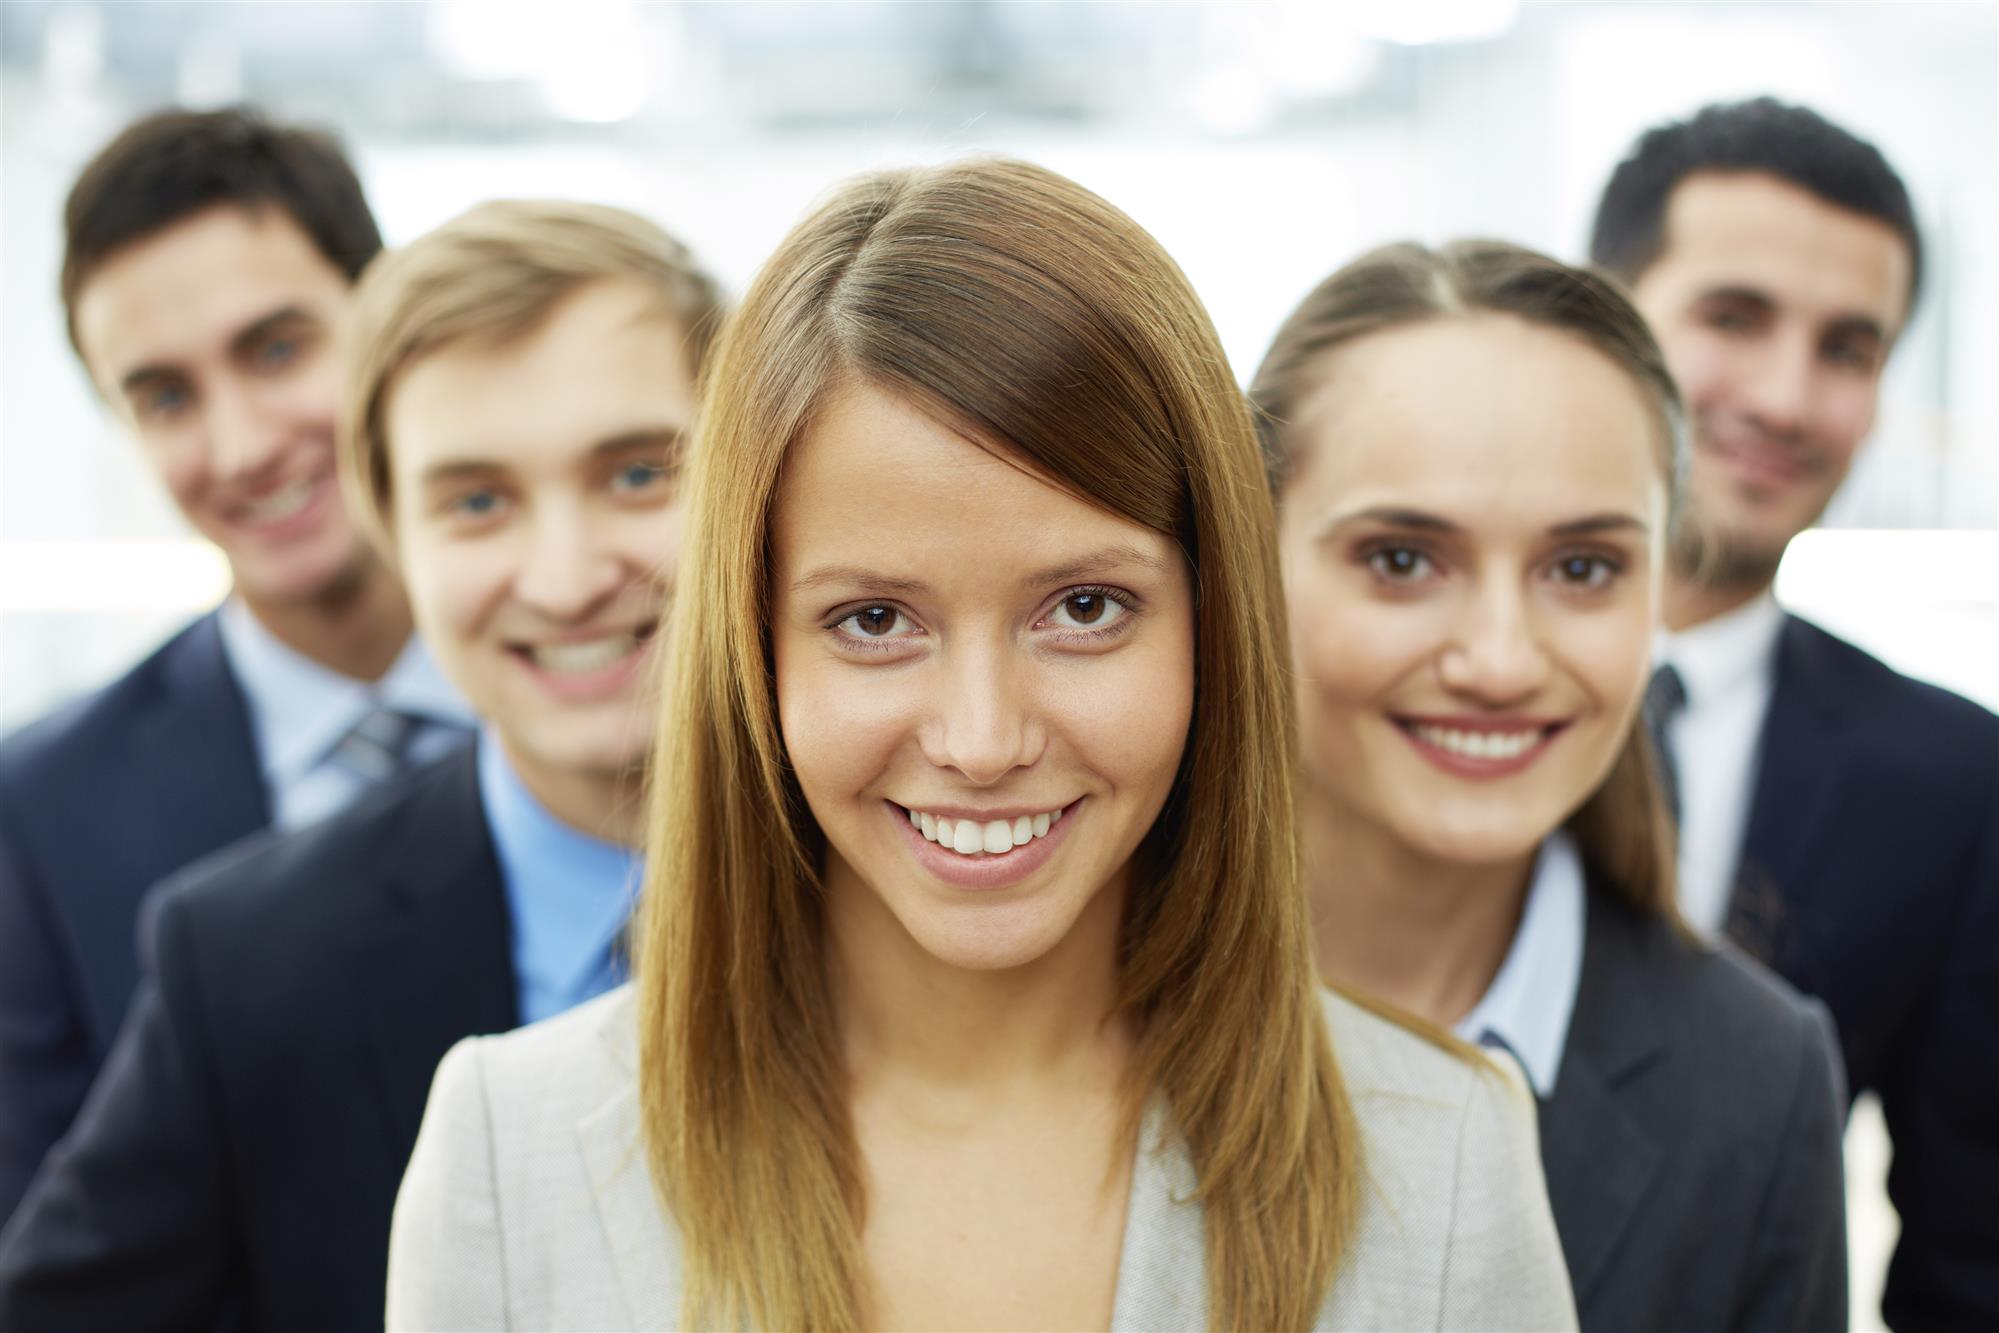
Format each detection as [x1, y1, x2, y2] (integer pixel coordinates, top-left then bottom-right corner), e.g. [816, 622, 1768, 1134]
[635, 158, 1358, 1330]
[1249, 239, 1686, 915]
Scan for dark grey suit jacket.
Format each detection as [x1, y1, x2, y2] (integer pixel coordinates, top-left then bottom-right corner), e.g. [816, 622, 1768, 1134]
[1542, 888, 1847, 1333]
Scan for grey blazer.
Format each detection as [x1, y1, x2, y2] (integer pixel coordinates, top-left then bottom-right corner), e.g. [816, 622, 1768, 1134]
[387, 985, 1577, 1331]
[1543, 889, 1847, 1332]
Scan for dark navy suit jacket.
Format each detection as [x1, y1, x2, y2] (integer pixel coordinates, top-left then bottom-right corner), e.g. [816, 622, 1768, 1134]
[1727, 615, 1999, 1330]
[1543, 887, 1847, 1332]
[0, 614, 267, 1225]
[0, 746, 517, 1332]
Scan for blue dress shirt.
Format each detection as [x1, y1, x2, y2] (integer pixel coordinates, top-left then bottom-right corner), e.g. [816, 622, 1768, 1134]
[1452, 831, 1586, 1097]
[476, 735, 640, 1025]
[217, 599, 475, 830]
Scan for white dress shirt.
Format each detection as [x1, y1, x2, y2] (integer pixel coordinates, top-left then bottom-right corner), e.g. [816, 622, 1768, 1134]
[1653, 594, 1786, 934]
[1452, 831, 1586, 1097]
[217, 599, 475, 831]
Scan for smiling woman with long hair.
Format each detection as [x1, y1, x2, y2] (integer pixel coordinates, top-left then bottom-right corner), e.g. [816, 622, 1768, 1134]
[385, 165, 1575, 1332]
[1252, 240, 1847, 1331]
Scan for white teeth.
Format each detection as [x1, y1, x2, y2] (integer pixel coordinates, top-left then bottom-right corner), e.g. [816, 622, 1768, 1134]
[240, 478, 317, 524]
[901, 803, 1069, 858]
[1412, 725, 1542, 760]
[528, 634, 641, 673]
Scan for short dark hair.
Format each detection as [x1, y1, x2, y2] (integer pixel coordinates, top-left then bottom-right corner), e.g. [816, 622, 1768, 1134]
[61, 105, 383, 357]
[1590, 96, 1922, 311]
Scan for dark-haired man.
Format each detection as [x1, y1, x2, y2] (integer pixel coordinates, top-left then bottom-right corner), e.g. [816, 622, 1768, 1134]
[1593, 97, 1999, 1329]
[0, 108, 472, 1224]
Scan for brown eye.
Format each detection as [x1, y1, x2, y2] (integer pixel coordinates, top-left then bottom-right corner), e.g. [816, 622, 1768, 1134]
[1047, 590, 1129, 632]
[851, 606, 899, 636]
[1064, 594, 1106, 624]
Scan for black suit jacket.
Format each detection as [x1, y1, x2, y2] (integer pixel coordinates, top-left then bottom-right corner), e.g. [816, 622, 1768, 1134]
[1728, 615, 1999, 1329]
[0, 747, 518, 1332]
[0, 614, 267, 1225]
[1542, 889, 1847, 1333]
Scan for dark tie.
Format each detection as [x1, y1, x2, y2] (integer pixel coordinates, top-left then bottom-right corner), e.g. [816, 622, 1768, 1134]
[1643, 664, 1688, 826]
[327, 706, 424, 787]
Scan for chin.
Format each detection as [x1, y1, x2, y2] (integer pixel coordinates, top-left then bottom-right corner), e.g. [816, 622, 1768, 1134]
[900, 902, 1074, 974]
[1399, 811, 1549, 869]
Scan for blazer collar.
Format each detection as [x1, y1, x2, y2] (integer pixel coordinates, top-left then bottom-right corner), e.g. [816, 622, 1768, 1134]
[139, 612, 269, 859]
[360, 745, 519, 1147]
[1733, 616, 1850, 959]
[1539, 891, 1666, 1304]
[576, 991, 680, 1326]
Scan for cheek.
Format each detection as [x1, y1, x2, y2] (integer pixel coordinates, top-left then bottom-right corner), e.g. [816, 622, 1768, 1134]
[774, 640, 912, 806]
[1552, 603, 1653, 724]
[1044, 633, 1194, 797]
[401, 534, 509, 650]
[140, 430, 208, 501]
[1287, 575, 1432, 713]
[1816, 383, 1879, 462]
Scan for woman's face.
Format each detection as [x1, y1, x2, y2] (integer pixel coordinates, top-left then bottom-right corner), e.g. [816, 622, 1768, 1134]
[772, 382, 1196, 973]
[1278, 314, 1666, 868]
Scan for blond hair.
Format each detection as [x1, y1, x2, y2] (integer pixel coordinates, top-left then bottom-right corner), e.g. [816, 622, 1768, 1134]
[636, 158, 1359, 1331]
[1249, 239, 1685, 917]
[337, 198, 724, 548]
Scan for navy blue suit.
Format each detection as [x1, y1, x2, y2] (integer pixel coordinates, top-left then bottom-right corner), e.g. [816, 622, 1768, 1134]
[0, 747, 516, 1331]
[0, 614, 267, 1224]
[1727, 615, 1999, 1330]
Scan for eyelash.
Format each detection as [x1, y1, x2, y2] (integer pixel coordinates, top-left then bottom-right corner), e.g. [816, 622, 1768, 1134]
[822, 584, 1141, 654]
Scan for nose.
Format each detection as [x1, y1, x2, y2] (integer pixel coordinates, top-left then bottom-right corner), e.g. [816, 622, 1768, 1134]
[920, 639, 1045, 786]
[205, 382, 289, 485]
[513, 501, 624, 622]
[1738, 332, 1814, 440]
[1437, 578, 1552, 706]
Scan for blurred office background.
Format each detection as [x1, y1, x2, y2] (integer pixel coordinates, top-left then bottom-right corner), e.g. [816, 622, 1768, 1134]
[0, 4, 1992, 1322]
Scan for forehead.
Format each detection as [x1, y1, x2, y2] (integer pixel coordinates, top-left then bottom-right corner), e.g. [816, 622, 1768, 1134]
[72, 204, 350, 384]
[774, 383, 1178, 588]
[1642, 171, 1912, 333]
[1291, 316, 1663, 520]
[385, 278, 696, 477]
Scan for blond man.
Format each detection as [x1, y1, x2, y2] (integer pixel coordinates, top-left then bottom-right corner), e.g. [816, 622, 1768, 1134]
[0, 201, 723, 1333]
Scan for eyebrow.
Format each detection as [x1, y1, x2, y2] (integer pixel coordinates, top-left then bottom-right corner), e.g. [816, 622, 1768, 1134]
[1319, 506, 1648, 538]
[415, 425, 687, 486]
[118, 304, 318, 396]
[790, 542, 1173, 598]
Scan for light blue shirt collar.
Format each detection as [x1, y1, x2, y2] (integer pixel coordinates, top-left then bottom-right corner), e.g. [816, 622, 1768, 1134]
[1452, 832, 1586, 1097]
[216, 597, 472, 787]
[476, 733, 640, 1025]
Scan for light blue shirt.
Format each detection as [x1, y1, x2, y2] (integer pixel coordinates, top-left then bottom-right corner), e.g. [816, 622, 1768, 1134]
[476, 734, 640, 1025]
[1452, 831, 1586, 1097]
[217, 599, 475, 830]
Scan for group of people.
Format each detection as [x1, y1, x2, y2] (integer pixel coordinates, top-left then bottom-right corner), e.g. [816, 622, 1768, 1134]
[0, 93, 1991, 1332]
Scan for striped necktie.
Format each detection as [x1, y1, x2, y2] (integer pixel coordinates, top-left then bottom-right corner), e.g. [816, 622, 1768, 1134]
[326, 706, 424, 787]
[1643, 664, 1689, 826]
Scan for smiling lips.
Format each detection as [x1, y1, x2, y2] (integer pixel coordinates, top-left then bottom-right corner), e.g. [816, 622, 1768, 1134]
[508, 623, 657, 699]
[1394, 717, 1567, 778]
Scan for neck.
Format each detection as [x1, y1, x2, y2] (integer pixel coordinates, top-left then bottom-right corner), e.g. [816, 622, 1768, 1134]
[1301, 787, 1532, 1029]
[824, 861, 1132, 1099]
[238, 553, 413, 682]
[1663, 568, 1772, 633]
[503, 741, 647, 847]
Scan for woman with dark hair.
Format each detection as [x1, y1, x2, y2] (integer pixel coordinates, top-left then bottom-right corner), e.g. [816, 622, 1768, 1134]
[384, 169, 1575, 1330]
[1252, 239, 1847, 1332]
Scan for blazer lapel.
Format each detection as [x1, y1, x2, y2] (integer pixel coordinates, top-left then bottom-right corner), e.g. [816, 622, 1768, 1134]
[1110, 1104, 1206, 1333]
[1540, 895, 1665, 1305]
[578, 999, 681, 1327]
[139, 613, 268, 868]
[361, 747, 519, 1149]
[1730, 617, 1849, 963]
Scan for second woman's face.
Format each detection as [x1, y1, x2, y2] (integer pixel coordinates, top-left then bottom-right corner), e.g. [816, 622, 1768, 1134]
[772, 382, 1195, 973]
[1278, 314, 1667, 868]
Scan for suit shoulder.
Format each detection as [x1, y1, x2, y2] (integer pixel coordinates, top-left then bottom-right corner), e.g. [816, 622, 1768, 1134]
[1789, 617, 1999, 754]
[457, 984, 635, 1116]
[153, 751, 473, 939]
[0, 618, 212, 800]
[1320, 986, 1491, 1105]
